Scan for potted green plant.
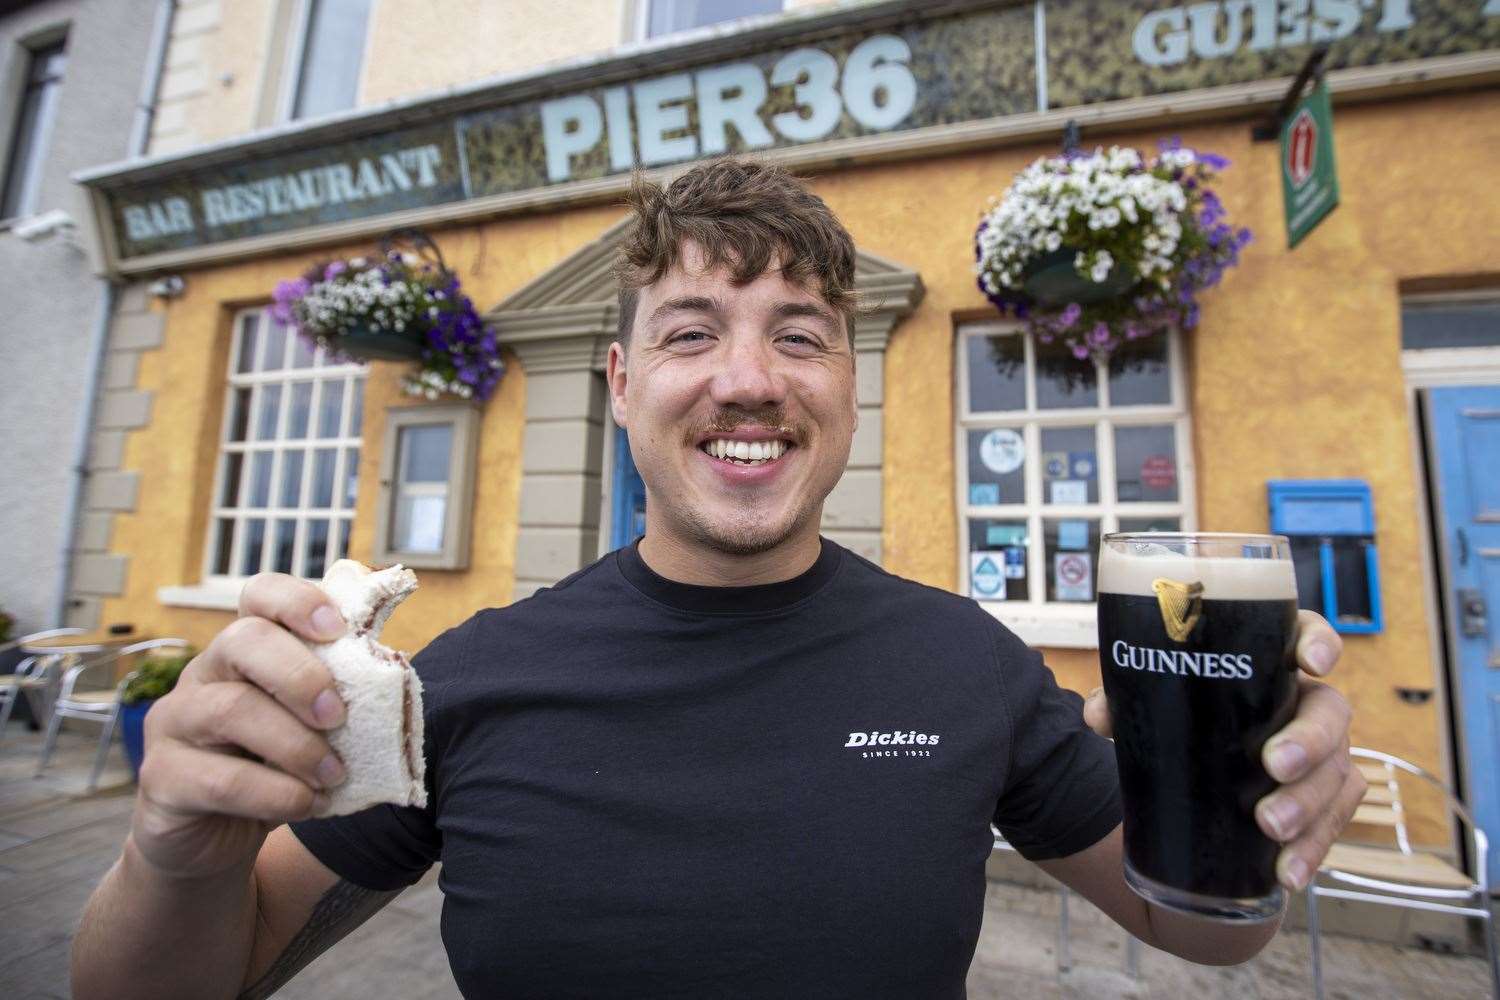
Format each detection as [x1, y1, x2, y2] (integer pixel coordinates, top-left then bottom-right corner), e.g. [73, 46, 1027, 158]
[271, 229, 506, 402]
[974, 139, 1251, 361]
[120, 650, 193, 779]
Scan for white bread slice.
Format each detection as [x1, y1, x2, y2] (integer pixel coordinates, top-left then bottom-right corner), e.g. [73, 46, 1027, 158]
[310, 559, 425, 817]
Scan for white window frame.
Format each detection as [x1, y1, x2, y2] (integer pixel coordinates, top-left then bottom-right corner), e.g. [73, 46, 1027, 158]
[202, 306, 366, 585]
[276, 0, 377, 123]
[632, 0, 786, 41]
[954, 320, 1197, 648]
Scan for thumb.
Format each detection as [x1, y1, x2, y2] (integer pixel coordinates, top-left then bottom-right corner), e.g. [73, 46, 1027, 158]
[1083, 686, 1113, 738]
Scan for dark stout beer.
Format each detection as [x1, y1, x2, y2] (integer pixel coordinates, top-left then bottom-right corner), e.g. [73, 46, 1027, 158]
[1098, 535, 1299, 921]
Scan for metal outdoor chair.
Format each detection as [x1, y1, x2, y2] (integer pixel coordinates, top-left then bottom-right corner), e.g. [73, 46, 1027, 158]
[35, 638, 190, 790]
[990, 826, 1140, 978]
[1306, 747, 1499, 1000]
[0, 627, 84, 741]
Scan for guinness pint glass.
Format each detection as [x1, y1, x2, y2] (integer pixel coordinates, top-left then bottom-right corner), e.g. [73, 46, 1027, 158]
[1097, 533, 1299, 921]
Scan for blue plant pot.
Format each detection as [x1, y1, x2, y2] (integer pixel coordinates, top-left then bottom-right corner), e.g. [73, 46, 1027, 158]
[121, 700, 154, 780]
[1023, 247, 1137, 305]
[338, 325, 425, 361]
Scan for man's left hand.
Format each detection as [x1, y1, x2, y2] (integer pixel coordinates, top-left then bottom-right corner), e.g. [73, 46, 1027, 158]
[1084, 610, 1363, 892]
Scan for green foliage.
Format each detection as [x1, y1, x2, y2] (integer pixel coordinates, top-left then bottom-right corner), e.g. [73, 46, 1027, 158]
[121, 652, 194, 705]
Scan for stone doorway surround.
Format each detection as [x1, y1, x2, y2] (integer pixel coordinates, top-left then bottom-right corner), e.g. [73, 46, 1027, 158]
[487, 216, 924, 601]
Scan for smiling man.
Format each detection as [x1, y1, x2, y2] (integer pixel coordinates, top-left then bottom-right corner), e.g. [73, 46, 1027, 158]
[74, 158, 1362, 1000]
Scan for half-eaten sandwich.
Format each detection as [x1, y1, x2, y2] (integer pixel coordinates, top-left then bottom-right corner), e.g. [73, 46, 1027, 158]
[309, 559, 425, 817]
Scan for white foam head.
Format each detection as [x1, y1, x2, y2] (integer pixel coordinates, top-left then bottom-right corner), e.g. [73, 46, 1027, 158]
[1098, 541, 1296, 601]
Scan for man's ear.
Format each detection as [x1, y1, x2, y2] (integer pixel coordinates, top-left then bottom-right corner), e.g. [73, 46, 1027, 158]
[606, 340, 628, 427]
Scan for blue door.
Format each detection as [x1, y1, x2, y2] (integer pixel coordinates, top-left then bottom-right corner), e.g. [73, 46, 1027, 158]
[610, 424, 647, 549]
[1428, 386, 1500, 883]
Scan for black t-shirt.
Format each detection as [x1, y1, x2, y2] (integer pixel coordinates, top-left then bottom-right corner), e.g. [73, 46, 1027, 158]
[291, 538, 1120, 999]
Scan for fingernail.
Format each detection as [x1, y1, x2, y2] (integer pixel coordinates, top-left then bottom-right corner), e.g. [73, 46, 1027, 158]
[1268, 740, 1308, 780]
[312, 605, 345, 641]
[1284, 856, 1311, 891]
[1305, 640, 1336, 674]
[316, 754, 346, 788]
[313, 689, 345, 728]
[1263, 797, 1301, 840]
[1086, 686, 1104, 703]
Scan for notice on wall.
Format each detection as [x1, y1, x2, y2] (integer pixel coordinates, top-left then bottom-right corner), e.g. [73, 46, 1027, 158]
[1054, 552, 1093, 602]
[971, 552, 1008, 600]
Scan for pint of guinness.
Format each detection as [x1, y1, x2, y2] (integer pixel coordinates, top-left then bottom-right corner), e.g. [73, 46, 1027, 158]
[1097, 533, 1299, 921]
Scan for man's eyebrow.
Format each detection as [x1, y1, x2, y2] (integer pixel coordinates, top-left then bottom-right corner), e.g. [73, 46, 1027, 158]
[773, 301, 838, 329]
[647, 295, 721, 326]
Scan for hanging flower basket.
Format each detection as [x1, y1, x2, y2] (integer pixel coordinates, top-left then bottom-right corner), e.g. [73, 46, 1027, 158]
[271, 229, 506, 402]
[974, 140, 1251, 361]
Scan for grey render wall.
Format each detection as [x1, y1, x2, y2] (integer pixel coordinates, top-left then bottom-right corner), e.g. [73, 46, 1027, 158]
[0, 0, 159, 634]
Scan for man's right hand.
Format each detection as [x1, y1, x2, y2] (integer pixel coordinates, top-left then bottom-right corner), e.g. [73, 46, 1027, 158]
[130, 573, 350, 881]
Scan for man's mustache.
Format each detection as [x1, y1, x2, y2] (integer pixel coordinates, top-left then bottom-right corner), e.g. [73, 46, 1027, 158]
[685, 407, 808, 447]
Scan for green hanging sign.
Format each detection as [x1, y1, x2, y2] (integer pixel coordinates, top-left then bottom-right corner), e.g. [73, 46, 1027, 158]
[1280, 81, 1340, 249]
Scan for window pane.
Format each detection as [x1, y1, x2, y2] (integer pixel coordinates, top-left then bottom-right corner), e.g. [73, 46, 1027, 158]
[335, 518, 351, 561]
[227, 387, 251, 441]
[255, 385, 282, 440]
[1114, 425, 1179, 502]
[1044, 518, 1100, 603]
[349, 379, 365, 435]
[1402, 301, 1500, 350]
[311, 448, 336, 507]
[1040, 426, 1098, 504]
[966, 334, 1025, 413]
[292, 0, 374, 119]
[967, 519, 1029, 601]
[248, 451, 273, 508]
[1, 41, 66, 219]
[236, 314, 260, 374]
[966, 427, 1025, 506]
[1118, 516, 1181, 534]
[1107, 334, 1171, 406]
[287, 382, 313, 438]
[305, 519, 330, 579]
[212, 518, 235, 575]
[394, 491, 447, 553]
[261, 321, 288, 372]
[1034, 336, 1098, 409]
[318, 379, 345, 438]
[272, 519, 297, 574]
[240, 518, 266, 575]
[343, 447, 359, 508]
[648, 0, 781, 37]
[279, 449, 305, 507]
[290, 331, 317, 368]
[400, 425, 452, 483]
[220, 452, 244, 507]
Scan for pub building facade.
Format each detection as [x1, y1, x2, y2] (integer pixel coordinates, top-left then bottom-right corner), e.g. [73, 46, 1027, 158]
[66, 0, 1500, 880]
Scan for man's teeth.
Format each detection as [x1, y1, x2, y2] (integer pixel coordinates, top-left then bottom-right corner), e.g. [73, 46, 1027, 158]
[702, 439, 788, 464]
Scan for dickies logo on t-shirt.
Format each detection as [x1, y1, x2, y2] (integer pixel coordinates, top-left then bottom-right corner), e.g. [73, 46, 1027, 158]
[844, 729, 940, 759]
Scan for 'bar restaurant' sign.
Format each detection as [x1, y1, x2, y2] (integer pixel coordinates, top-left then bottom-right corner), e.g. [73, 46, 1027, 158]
[96, 0, 1499, 262]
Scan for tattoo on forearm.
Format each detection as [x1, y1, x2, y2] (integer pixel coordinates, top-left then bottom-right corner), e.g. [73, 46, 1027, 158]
[238, 880, 399, 1000]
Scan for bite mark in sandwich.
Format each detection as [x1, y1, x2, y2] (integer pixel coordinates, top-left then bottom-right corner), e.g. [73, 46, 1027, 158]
[310, 559, 425, 817]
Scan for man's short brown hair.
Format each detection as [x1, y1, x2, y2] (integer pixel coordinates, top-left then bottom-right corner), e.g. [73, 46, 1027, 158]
[614, 158, 857, 348]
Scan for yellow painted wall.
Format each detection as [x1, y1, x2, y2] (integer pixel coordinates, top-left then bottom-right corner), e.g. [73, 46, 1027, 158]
[105, 86, 1498, 847]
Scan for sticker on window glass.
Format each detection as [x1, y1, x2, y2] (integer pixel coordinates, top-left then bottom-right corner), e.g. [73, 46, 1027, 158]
[1050, 479, 1088, 505]
[969, 483, 1001, 506]
[1054, 552, 1093, 602]
[1058, 520, 1089, 551]
[979, 429, 1025, 475]
[1004, 546, 1027, 579]
[1141, 454, 1177, 490]
[1043, 451, 1068, 479]
[986, 523, 1027, 548]
[1069, 451, 1096, 480]
[970, 553, 1007, 599]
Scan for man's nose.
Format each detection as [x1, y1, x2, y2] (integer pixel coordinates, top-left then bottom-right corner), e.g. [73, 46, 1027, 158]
[709, 334, 785, 408]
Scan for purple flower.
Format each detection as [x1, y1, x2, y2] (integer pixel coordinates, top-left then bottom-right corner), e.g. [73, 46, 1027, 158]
[1199, 153, 1230, 171]
[1071, 344, 1091, 360]
[1059, 302, 1082, 326]
[323, 261, 347, 281]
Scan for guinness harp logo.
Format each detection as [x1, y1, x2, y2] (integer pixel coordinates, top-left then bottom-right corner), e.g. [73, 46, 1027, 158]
[1152, 578, 1204, 642]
